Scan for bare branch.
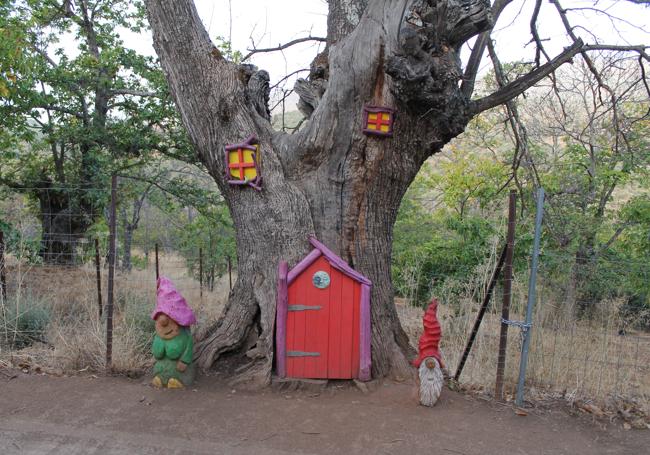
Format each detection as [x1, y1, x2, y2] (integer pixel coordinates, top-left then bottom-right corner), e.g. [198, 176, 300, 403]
[270, 68, 309, 90]
[529, 0, 551, 67]
[461, 0, 514, 99]
[109, 88, 158, 97]
[34, 104, 84, 119]
[583, 44, 650, 61]
[242, 36, 327, 62]
[471, 40, 583, 114]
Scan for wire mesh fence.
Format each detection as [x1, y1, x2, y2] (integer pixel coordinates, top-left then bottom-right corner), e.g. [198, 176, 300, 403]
[1, 185, 648, 413]
[398, 244, 650, 413]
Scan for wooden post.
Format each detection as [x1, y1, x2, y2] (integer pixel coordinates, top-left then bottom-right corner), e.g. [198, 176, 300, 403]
[495, 190, 517, 400]
[454, 244, 508, 382]
[155, 243, 159, 282]
[227, 255, 232, 290]
[199, 247, 203, 298]
[106, 174, 117, 371]
[94, 238, 103, 318]
[0, 230, 6, 302]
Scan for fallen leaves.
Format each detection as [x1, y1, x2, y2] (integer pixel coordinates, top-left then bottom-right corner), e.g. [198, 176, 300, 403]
[514, 408, 528, 417]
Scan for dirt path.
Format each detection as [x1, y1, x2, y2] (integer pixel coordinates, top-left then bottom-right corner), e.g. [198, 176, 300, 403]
[1, 373, 647, 454]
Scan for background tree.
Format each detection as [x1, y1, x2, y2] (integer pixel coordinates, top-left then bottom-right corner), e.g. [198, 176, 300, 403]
[393, 54, 650, 325]
[0, 0, 194, 263]
[142, 0, 649, 386]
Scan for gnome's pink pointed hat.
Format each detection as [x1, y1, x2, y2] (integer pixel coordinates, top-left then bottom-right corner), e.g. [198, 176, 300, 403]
[151, 276, 197, 326]
[413, 298, 443, 368]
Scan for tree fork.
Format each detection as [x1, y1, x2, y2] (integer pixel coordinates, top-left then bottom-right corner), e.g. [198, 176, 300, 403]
[146, 0, 602, 386]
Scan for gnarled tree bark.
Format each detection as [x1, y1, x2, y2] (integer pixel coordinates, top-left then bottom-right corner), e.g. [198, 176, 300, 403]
[143, 0, 594, 388]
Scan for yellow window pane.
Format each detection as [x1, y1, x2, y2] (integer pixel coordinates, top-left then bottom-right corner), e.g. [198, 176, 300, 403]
[244, 167, 258, 180]
[229, 149, 242, 164]
[381, 113, 390, 121]
[367, 123, 377, 129]
[380, 124, 389, 132]
[242, 149, 255, 162]
[368, 113, 377, 121]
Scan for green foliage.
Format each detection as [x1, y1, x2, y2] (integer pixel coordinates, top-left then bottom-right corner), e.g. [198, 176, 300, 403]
[117, 289, 155, 348]
[214, 36, 243, 64]
[177, 206, 236, 283]
[392, 169, 501, 306]
[392, 60, 650, 325]
[1, 294, 51, 349]
[0, 0, 196, 263]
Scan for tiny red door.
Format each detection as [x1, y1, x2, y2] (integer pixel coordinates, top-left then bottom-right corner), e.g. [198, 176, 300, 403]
[286, 256, 361, 379]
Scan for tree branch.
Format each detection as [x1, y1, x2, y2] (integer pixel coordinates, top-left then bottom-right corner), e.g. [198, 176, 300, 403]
[109, 88, 158, 97]
[460, 0, 513, 99]
[327, 0, 368, 44]
[34, 104, 84, 119]
[470, 40, 583, 114]
[583, 44, 650, 61]
[242, 36, 326, 62]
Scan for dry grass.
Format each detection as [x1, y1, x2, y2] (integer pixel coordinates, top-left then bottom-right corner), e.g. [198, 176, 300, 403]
[398, 293, 650, 417]
[0, 252, 230, 375]
[2, 252, 648, 419]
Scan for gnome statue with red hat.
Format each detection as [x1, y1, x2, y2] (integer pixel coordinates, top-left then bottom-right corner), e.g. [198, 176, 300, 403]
[151, 277, 197, 389]
[413, 298, 445, 406]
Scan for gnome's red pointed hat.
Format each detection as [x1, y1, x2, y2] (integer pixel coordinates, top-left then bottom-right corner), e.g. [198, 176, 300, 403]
[151, 277, 197, 326]
[413, 298, 443, 368]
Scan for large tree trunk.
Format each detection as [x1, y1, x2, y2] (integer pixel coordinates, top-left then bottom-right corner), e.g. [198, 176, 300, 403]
[36, 184, 92, 265]
[144, 0, 542, 387]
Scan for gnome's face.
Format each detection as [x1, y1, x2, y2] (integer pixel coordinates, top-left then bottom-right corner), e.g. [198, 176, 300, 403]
[155, 314, 181, 340]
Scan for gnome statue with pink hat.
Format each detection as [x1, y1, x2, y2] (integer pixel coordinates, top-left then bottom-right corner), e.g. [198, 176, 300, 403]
[151, 277, 197, 388]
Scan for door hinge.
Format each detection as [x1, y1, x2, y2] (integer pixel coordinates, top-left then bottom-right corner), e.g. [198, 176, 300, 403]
[288, 305, 322, 311]
[287, 351, 321, 357]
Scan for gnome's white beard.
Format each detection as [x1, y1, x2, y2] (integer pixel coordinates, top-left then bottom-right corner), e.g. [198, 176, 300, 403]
[418, 357, 444, 407]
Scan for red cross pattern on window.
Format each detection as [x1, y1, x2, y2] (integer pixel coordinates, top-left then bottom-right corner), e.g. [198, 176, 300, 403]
[224, 135, 262, 191]
[362, 105, 395, 137]
[228, 147, 256, 180]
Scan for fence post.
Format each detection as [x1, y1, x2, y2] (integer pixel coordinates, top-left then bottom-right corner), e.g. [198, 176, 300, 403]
[515, 188, 545, 407]
[454, 244, 508, 381]
[199, 247, 203, 298]
[94, 238, 103, 318]
[106, 174, 117, 371]
[155, 243, 159, 282]
[0, 230, 6, 302]
[227, 255, 232, 291]
[495, 190, 517, 400]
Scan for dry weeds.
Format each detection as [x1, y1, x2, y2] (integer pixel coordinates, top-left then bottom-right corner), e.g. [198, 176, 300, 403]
[1, 253, 648, 425]
[0, 252, 230, 376]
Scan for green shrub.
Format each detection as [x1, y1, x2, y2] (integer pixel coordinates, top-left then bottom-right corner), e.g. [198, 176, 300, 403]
[0, 295, 51, 349]
[116, 290, 155, 348]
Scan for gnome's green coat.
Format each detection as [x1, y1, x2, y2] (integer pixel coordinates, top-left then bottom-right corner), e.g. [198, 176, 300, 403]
[152, 327, 195, 385]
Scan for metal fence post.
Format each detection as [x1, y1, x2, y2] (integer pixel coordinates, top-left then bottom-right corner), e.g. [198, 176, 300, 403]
[94, 238, 103, 318]
[0, 230, 6, 302]
[515, 188, 545, 407]
[199, 247, 203, 298]
[155, 243, 159, 282]
[495, 190, 517, 400]
[106, 174, 117, 371]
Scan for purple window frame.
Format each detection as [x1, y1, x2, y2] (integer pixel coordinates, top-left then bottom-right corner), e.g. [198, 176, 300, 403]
[362, 105, 395, 137]
[224, 135, 262, 191]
